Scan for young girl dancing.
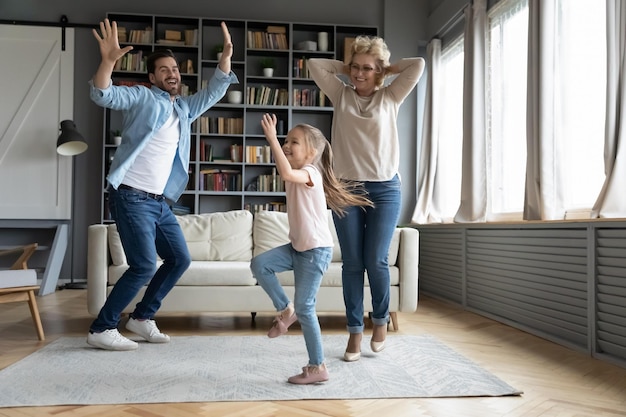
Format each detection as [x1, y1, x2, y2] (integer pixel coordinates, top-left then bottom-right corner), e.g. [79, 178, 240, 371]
[251, 113, 372, 384]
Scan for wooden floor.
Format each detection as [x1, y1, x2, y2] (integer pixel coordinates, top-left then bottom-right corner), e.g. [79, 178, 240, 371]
[1, 289, 625, 417]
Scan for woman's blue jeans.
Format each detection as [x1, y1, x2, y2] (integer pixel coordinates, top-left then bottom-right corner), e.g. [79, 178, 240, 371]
[333, 174, 401, 334]
[251, 244, 332, 366]
[89, 186, 191, 333]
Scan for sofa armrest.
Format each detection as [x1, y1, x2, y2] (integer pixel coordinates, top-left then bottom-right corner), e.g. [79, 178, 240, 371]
[87, 224, 109, 316]
[397, 227, 419, 312]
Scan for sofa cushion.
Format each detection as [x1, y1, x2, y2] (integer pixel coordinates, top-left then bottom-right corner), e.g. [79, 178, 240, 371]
[108, 262, 255, 286]
[253, 210, 342, 261]
[252, 210, 290, 256]
[0, 269, 37, 288]
[107, 210, 253, 265]
[177, 210, 253, 261]
[253, 210, 400, 265]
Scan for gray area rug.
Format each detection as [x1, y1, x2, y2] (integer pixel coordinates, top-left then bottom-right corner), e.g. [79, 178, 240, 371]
[0, 334, 521, 407]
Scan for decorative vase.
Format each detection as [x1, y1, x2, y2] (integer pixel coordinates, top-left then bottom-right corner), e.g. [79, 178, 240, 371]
[216, 52, 223, 61]
[227, 91, 242, 104]
[263, 67, 274, 77]
[317, 32, 329, 52]
[113, 136, 122, 146]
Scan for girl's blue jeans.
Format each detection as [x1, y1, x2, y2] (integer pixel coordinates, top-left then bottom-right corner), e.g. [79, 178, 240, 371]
[333, 174, 401, 334]
[251, 244, 332, 366]
[90, 186, 191, 333]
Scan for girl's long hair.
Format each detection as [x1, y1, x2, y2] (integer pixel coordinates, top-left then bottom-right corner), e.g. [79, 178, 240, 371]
[294, 124, 373, 216]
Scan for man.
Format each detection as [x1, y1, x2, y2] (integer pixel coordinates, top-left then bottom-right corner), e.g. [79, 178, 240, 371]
[87, 18, 237, 350]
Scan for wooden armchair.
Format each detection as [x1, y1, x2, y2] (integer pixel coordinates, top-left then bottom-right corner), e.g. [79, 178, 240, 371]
[0, 243, 45, 340]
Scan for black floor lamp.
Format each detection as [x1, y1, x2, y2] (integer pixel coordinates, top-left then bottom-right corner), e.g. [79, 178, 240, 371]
[56, 120, 89, 289]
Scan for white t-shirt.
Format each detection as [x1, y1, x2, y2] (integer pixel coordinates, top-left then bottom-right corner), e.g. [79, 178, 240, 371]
[122, 110, 180, 194]
[285, 165, 334, 252]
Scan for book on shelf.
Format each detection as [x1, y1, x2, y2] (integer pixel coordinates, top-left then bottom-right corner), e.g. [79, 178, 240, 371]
[198, 116, 243, 134]
[200, 140, 213, 161]
[256, 168, 284, 192]
[266, 25, 287, 34]
[247, 86, 289, 106]
[199, 168, 242, 191]
[230, 144, 243, 162]
[118, 27, 153, 44]
[165, 30, 182, 41]
[244, 201, 287, 214]
[114, 50, 147, 72]
[179, 59, 195, 74]
[245, 145, 273, 164]
[199, 142, 241, 163]
[293, 58, 311, 78]
[184, 29, 198, 46]
[117, 27, 127, 43]
[344, 37, 356, 63]
[293, 88, 327, 107]
[247, 30, 288, 50]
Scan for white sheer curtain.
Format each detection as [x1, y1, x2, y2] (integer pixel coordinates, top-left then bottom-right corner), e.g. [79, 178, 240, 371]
[412, 39, 442, 223]
[523, 0, 563, 220]
[592, 0, 626, 218]
[454, 0, 488, 222]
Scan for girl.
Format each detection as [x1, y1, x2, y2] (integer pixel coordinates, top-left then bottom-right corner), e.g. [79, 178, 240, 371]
[250, 113, 372, 384]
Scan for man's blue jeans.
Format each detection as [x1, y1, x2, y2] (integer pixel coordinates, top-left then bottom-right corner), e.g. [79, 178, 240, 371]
[89, 186, 191, 333]
[251, 244, 332, 366]
[333, 174, 401, 334]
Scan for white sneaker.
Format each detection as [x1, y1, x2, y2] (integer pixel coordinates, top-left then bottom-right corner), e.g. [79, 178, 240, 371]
[87, 329, 138, 351]
[125, 317, 170, 343]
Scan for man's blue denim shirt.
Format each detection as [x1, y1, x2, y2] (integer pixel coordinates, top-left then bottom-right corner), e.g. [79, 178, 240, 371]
[89, 66, 238, 201]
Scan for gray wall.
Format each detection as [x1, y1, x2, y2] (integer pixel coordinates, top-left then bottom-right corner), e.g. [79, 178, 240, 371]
[1, 0, 435, 282]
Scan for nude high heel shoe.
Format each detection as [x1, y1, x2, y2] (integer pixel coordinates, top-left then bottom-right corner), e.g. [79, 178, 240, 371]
[343, 333, 362, 362]
[370, 324, 387, 353]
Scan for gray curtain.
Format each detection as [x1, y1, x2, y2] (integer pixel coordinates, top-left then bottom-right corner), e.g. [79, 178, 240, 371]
[454, 0, 487, 223]
[591, 0, 626, 218]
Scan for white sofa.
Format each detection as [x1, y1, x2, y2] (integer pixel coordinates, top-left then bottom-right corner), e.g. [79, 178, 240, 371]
[87, 209, 419, 330]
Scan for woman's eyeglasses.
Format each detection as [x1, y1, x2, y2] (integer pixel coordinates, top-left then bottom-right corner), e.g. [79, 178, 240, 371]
[349, 63, 380, 74]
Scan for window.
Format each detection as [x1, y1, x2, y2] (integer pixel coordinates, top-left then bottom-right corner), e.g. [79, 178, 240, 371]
[557, 0, 606, 214]
[485, 0, 606, 219]
[486, 0, 529, 218]
[437, 36, 464, 220]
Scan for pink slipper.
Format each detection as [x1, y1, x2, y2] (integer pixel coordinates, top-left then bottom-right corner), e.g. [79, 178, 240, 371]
[267, 312, 298, 338]
[288, 365, 329, 384]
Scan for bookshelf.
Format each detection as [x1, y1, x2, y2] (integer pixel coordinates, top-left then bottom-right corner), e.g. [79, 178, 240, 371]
[100, 13, 377, 222]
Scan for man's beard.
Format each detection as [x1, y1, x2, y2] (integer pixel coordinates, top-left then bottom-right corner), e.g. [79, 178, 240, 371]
[156, 80, 179, 96]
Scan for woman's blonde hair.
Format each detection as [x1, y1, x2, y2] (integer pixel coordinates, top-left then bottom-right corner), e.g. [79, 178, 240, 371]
[350, 35, 391, 87]
[292, 124, 373, 216]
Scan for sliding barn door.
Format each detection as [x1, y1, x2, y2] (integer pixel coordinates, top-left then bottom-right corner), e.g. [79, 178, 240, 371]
[0, 25, 75, 219]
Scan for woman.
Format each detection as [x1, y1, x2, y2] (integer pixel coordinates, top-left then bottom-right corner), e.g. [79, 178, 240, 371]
[308, 36, 425, 361]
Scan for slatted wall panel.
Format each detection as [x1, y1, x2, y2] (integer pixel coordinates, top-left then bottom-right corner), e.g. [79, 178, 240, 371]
[465, 228, 588, 348]
[418, 228, 464, 303]
[595, 228, 626, 363]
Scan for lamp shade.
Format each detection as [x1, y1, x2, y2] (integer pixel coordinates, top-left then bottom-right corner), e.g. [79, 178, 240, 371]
[57, 120, 88, 156]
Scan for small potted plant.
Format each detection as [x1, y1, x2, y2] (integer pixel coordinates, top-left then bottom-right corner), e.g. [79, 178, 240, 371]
[214, 44, 223, 60]
[110, 129, 122, 146]
[259, 57, 275, 77]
